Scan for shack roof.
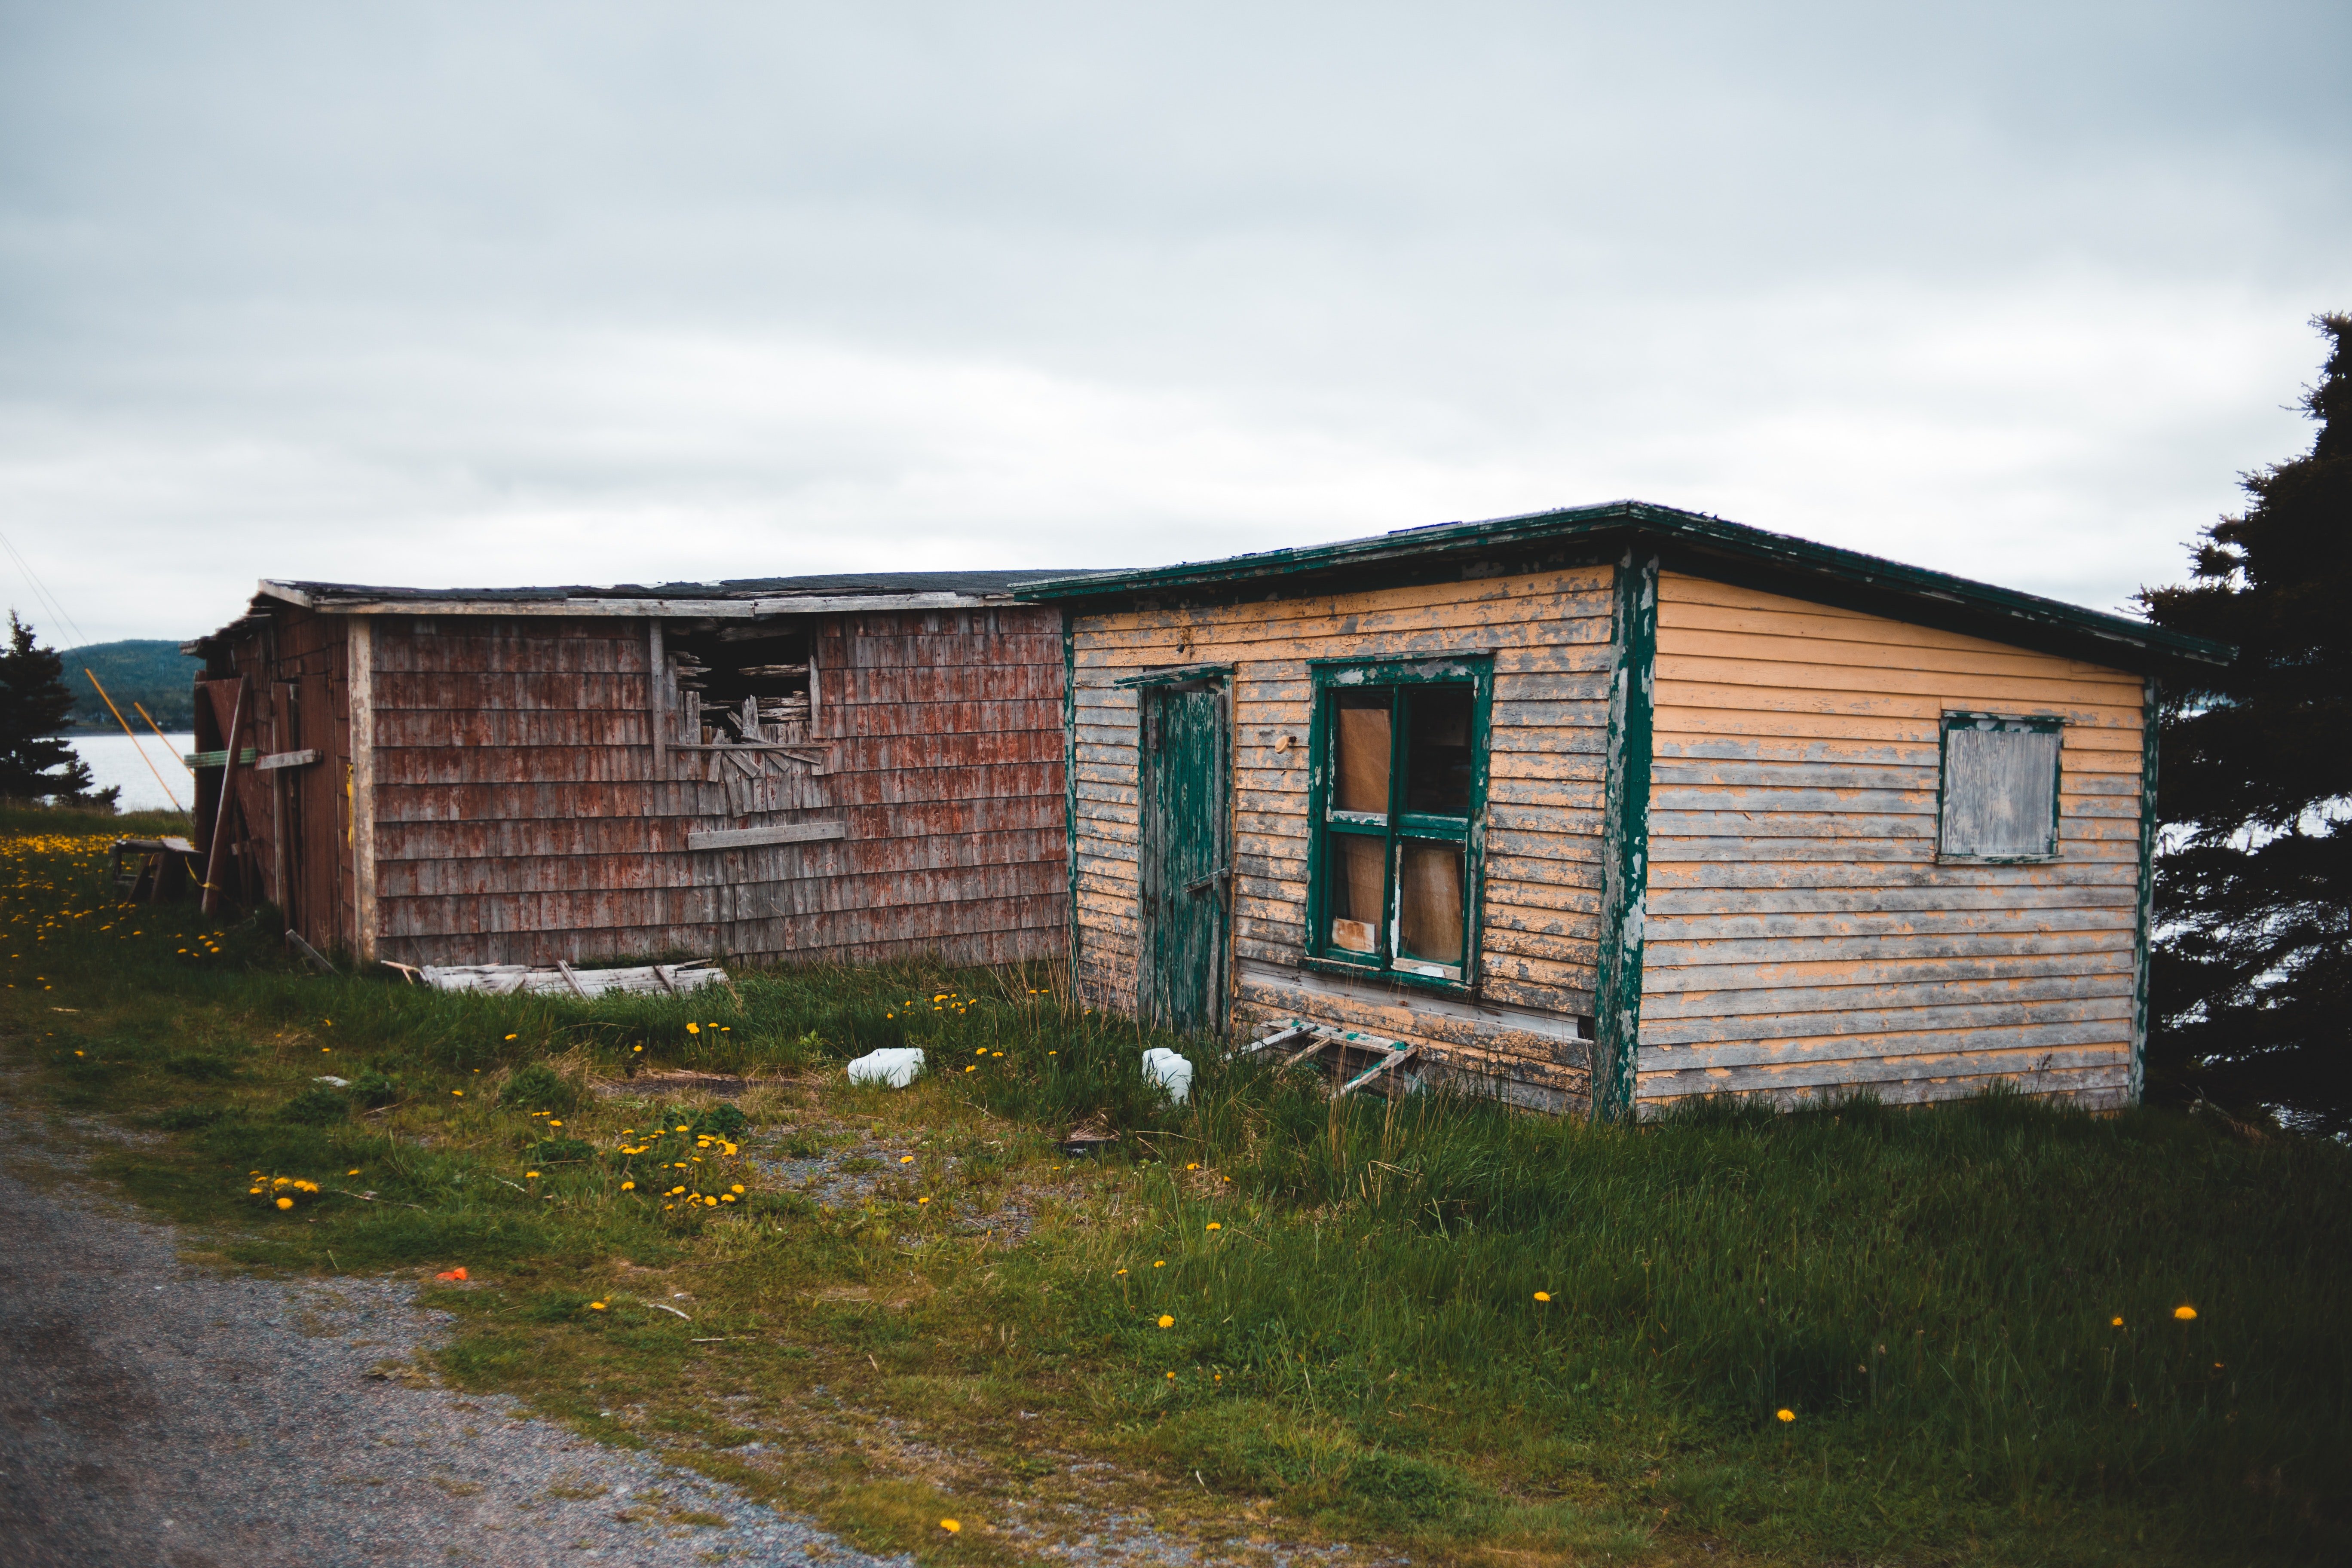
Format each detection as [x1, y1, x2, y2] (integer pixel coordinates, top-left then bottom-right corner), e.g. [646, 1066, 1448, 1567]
[190, 569, 1102, 652]
[1012, 499, 2232, 673]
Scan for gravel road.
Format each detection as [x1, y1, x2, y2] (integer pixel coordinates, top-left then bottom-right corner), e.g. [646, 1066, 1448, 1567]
[0, 1101, 904, 1568]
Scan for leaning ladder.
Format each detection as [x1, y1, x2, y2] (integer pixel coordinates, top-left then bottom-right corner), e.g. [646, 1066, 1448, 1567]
[1240, 1018, 1422, 1099]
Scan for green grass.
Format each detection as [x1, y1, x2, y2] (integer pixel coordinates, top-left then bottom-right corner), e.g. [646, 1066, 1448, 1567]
[3, 809, 2346, 1565]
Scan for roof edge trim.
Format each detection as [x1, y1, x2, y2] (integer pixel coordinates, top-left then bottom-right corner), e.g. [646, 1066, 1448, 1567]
[254, 582, 1000, 617]
[1012, 501, 2235, 669]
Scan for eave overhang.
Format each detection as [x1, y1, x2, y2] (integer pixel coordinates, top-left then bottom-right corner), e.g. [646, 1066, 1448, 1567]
[1013, 500, 2236, 676]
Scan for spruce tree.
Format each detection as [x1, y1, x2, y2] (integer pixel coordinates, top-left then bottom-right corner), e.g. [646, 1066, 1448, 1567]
[2141, 313, 2352, 1130]
[0, 612, 116, 808]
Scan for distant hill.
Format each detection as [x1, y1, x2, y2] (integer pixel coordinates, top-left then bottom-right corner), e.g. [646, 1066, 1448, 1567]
[61, 640, 203, 733]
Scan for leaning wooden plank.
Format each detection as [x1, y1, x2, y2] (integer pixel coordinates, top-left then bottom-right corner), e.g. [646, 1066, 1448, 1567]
[1336, 1044, 1421, 1098]
[184, 748, 259, 769]
[254, 749, 323, 771]
[1238, 1026, 1312, 1057]
[685, 821, 848, 851]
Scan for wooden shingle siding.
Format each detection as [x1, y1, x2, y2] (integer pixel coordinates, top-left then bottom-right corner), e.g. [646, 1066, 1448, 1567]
[1068, 567, 1614, 1092]
[1637, 573, 2145, 1113]
[200, 602, 1067, 970]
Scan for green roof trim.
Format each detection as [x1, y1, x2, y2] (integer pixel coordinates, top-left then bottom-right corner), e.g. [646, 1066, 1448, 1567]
[1013, 500, 2233, 671]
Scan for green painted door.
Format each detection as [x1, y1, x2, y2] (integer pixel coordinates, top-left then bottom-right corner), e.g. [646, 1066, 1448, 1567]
[1142, 681, 1229, 1035]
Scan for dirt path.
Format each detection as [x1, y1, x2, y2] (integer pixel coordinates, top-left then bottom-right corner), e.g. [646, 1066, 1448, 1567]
[0, 1097, 903, 1568]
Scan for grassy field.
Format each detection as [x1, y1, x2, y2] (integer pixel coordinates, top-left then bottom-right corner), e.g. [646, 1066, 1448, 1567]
[4, 805, 2347, 1565]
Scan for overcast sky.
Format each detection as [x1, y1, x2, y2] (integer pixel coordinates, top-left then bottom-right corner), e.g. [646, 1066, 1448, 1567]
[1, 0, 2346, 646]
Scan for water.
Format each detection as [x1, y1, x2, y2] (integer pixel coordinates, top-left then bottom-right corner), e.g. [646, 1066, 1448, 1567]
[59, 732, 198, 815]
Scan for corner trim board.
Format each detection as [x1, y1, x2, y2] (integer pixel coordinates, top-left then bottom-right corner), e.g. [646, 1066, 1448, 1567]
[1593, 551, 1658, 1122]
[348, 619, 378, 963]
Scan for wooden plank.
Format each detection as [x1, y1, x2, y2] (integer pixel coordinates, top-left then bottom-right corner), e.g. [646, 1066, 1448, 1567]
[1640, 949, 2135, 993]
[1643, 930, 2127, 966]
[1647, 834, 2138, 865]
[1655, 680, 2142, 729]
[1641, 971, 2135, 1021]
[349, 619, 377, 960]
[1658, 625, 2144, 687]
[254, 748, 322, 771]
[1635, 1045, 2129, 1097]
[1642, 993, 2132, 1048]
[1648, 882, 2135, 916]
[1646, 907, 2136, 943]
[684, 821, 848, 851]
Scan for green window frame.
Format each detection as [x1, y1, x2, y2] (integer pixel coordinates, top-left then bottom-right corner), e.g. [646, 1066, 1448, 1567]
[1937, 710, 2064, 863]
[1302, 655, 1492, 992]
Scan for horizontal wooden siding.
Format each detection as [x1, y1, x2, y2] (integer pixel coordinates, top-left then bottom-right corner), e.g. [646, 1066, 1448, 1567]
[1637, 572, 2146, 1112]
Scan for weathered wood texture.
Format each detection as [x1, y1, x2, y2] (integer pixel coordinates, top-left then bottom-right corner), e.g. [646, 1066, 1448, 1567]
[1637, 573, 2146, 1113]
[204, 605, 1066, 969]
[1067, 567, 1613, 1094]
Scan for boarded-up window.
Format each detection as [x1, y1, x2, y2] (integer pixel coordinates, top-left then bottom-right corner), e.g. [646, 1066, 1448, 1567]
[1939, 714, 2063, 861]
[1309, 661, 1489, 987]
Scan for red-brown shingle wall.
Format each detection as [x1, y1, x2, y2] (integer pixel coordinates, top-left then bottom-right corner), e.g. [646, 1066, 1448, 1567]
[355, 604, 1065, 967]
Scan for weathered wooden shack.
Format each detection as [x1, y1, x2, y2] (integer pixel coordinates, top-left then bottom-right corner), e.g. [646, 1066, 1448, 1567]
[1020, 502, 2230, 1117]
[185, 572, 1075, 969]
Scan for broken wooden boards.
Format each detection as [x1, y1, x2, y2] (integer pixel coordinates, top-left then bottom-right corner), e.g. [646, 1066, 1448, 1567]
[405, 959, 728, 997]
[1242, 1018, 1423, 1099]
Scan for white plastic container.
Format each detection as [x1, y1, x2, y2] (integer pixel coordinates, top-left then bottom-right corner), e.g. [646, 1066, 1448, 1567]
[1142, 1047, 1194, 1106]
[846, 1047, 926, 1088]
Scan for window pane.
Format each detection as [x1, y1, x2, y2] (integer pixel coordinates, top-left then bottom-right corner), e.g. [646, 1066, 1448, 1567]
[1396, 840, 1464, 968]
[1333, 691, 1392, 814]
[1328, 833, 1385, 953]
[1403, 685, 1475, 815]
[1941, 724, 2061, 858]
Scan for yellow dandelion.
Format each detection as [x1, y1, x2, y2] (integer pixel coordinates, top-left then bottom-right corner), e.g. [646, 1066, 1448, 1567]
[248, 1187, 262, 1195]
[452, 1090, 463, 1096]
[1534, 1291, 1551, 1302]
[1153, 1260, 1165, 1268]
[731, 1184, 745, 1194]
[2175, 1305, 2198, 1321]
[589, 1301, 607, 1311]
[939, 1519, 960, 1534]
[504, 1034, 517, 1041]
[1206, 1222, 1222, 1231]
[2112, 1316, 2124, 1327]
[686, 1023, 700, 1034]
[1776, 1409, 1795, 1423]
[621, 1181, 636, 1190]
[1186, 1163, 1199, 1170]
[275, 1197, 294, 1210]
[918, 1196, 931, 1204]
[1115, 1268, 1127, 1276]
[900, 1155, 914, 1164]
[1158, 1314, 1174, 1329]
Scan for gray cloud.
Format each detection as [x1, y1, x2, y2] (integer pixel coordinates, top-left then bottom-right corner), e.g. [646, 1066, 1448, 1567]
[1, 0, 2345, 642]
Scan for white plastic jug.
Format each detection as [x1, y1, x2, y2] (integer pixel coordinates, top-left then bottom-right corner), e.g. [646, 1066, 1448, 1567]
[846, 1047, 925, 1088]
[1142, 1047, 1194, 1106]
